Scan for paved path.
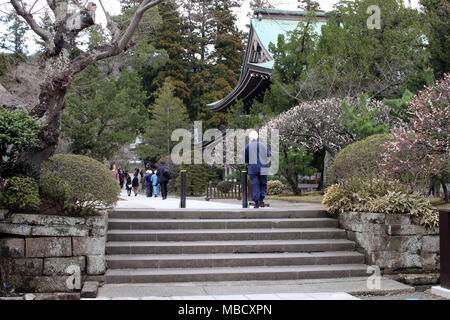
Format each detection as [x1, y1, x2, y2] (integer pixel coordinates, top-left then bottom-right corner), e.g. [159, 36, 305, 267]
[87, 292, 359, 300]
[116, 190, 324, 210]
[116, 190, 243, 210]
[92, 277, 414, 300]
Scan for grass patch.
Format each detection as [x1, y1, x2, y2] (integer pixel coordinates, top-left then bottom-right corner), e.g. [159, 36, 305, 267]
[429, 197, 450, 210]
[266, 192, 324, 203]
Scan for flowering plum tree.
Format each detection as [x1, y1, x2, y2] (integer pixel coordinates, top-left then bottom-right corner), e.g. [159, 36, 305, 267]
[263, 96, 391, 157]
[382, 73, 449, 200]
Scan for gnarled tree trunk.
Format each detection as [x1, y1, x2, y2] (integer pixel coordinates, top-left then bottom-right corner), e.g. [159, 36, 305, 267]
[10, 0, 165, 167]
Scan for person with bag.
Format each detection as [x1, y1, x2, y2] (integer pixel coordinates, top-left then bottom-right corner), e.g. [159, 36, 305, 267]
[132, 172, 140, 196]
[156, 161, 171, 200]
[125, 172, 132, 197]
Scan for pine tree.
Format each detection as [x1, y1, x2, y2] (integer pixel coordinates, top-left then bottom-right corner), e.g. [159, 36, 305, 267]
[62, 65, 148, 162]
[137, 81, 190, 163]
[420, 0, 450, 79]
[149, 1, 190, 103]
[0, 11, 29, 56]
[298, 0, 321, 11]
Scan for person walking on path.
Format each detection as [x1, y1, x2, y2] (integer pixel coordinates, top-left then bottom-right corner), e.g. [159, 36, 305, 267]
[118, 169, 124, 189]
[132, 172, 140, 196]
[110, 164, 119, 184]
[125, 172, 132, 197]
[151, 171, 159, 197]
[140, 169, 145, 191]
[144, 170, 153, 198]
[244, 130, 271, 209]
[156, 161, 172, 200]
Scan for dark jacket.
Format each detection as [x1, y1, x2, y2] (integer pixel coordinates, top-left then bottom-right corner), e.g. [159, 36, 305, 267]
[157, 166, 172, 184]
[143, 174, 152, 187]
[125, 176, 132, 190]
[244, 141, 271, 175]
[132, 175, 140, 188]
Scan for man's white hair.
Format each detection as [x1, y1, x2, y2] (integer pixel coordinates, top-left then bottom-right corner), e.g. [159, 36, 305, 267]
[249, 130, 259, 141]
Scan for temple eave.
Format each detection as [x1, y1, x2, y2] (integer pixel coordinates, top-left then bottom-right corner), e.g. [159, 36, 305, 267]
[207, 65, 273, 112]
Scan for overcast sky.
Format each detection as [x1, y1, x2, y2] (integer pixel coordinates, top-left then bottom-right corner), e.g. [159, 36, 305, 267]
[0, 0, 422, 54]
[87, 0, 422, 31]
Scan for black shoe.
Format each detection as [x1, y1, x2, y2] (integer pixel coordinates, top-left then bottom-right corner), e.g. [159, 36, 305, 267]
[254, 202, 260, 209]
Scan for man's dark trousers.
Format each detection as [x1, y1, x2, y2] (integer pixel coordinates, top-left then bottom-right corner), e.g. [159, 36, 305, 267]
[146, 185, 153, 197]
[250, 173, 268, 204]
[160, 182, 168, 199]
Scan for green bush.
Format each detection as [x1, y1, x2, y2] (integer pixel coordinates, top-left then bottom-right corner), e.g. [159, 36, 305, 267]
[217, 180, 239, 193]
[40, 154, 120, 215]
[0, 176, 41, 211]
[322, 178, 438, 229]
[370, 191, 438, 229]
[327, 134, 393, 185]
[267, 180, 286, 195]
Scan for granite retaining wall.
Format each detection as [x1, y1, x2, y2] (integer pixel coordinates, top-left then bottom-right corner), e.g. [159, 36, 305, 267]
[0, 209, 107, 293]
[338, 212, 440, 273]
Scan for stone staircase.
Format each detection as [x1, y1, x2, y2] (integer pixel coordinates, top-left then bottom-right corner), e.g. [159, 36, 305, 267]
[105, 209, 368, 283]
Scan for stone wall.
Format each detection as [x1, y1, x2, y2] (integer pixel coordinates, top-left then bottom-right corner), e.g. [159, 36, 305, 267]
[0, 210, 108, 293]
[338, 212, 440, 272]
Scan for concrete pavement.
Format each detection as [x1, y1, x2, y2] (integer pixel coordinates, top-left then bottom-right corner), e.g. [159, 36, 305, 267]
[116, 189, 324, 210]
[92, 277, 414, 300]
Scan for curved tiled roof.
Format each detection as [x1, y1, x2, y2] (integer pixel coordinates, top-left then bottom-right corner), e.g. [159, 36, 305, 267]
[207, 10, 327, 112]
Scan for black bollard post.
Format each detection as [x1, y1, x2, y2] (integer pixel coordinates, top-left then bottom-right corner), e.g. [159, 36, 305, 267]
[180, 169, 187, 209]
[242, 170, 248, 208]
[440, 209, 450, 289]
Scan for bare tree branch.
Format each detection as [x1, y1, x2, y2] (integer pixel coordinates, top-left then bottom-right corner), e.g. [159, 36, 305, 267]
[10, 0, 53, 49]
[117, 0, 164, 52]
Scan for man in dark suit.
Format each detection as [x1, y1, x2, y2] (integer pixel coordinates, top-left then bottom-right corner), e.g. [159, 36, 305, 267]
[156, 161, 172, 200]
[244, 131, 271, 209]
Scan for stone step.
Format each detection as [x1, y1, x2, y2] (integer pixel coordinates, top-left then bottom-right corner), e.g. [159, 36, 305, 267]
[105, 264, 369, 283]
[108, 218, 339, 230]
[110, 209, 328, 220]
[107, 228, 347, 242]
[106, 239, 355, 255]
[106, 251, 365, 269]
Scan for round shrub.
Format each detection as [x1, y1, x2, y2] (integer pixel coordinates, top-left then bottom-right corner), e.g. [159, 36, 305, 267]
[0, 176, 41, 211]
[40, 154, 120, 215]
[267, 180, 285, 195]
[327, 134, 393, 185]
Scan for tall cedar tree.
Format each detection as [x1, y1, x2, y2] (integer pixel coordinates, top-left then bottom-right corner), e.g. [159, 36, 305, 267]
[149, 1, 190, 104]
[182, 0, 245, 128]
[137, 81, 190, 164]
[420, 0, 450, 79]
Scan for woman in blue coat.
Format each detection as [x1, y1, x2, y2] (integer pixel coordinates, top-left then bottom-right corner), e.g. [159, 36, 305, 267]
[151, 172, 159, 197]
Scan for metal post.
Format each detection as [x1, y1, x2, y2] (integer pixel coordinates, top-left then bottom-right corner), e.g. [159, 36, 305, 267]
[180, 170, 186, 209]
[242, 170, 248, 208]
[440, 209, 450, 289]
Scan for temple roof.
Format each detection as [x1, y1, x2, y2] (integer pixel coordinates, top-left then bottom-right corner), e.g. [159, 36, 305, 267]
[207, 9, 327, 112]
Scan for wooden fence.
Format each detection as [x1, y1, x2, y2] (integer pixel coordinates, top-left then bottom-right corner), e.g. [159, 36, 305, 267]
[205, 183, 245, 201]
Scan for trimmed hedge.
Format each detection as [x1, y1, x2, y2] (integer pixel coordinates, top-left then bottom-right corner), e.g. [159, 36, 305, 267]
[327, 134, 393, 185]
[40, 154, 120, 215]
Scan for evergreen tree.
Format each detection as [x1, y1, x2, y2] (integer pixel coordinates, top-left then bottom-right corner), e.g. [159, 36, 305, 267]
[62, 66, 148, 162]
[0, 11, 29, 56]
[149, 1, 190, 104]
[137, 81, 190, 163]
[339, 94, 389, 139]
[420, 0, 450, 79]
